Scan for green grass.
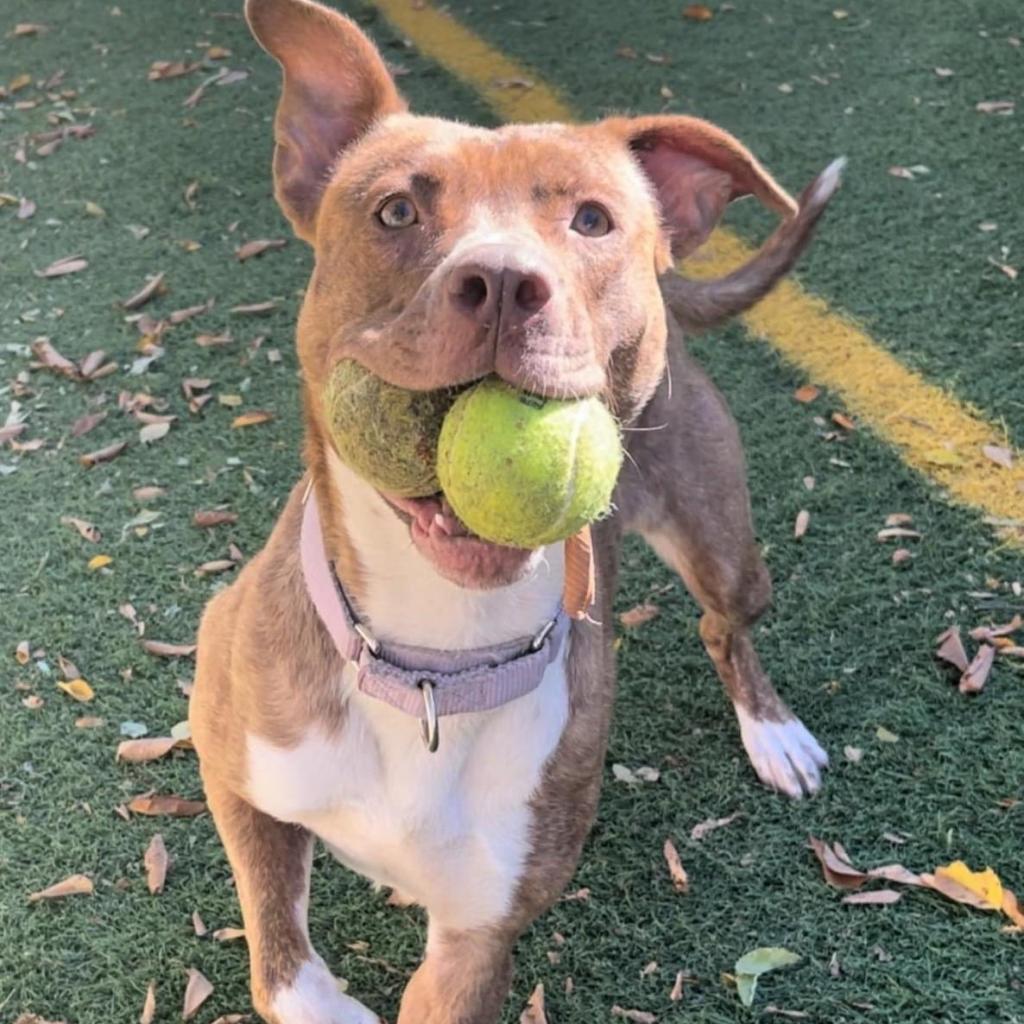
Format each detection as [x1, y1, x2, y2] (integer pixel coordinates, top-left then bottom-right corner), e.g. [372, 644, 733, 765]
[1, 2, 1023, 1023]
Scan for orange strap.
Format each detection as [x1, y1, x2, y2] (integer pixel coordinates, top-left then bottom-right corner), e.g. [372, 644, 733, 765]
[562, 525, 596, 620]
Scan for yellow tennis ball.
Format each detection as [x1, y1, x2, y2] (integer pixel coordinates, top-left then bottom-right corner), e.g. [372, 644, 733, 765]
[323, 360, 457, 497]
[437, 379, 623, 548]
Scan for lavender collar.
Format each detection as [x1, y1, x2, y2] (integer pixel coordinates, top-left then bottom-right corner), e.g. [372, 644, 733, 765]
[299, 485, 569, 750]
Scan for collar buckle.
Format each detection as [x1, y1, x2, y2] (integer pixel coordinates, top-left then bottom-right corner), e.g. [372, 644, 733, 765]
[418, 680, 440, 753]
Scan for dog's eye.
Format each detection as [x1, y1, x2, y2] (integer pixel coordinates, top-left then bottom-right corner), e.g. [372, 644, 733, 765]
[377, 195, 418, 229]
[570, 203, 612, 237]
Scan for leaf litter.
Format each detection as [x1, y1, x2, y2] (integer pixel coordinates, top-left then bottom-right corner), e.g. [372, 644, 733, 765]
[28, 873, 94, 902]
[144, 833, 169, 893]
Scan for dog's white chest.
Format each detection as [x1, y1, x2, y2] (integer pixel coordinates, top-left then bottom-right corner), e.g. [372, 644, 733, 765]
[246, 653, 569, 931]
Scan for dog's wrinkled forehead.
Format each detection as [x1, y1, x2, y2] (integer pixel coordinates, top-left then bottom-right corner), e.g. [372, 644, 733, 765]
[328, 115, 659, 234]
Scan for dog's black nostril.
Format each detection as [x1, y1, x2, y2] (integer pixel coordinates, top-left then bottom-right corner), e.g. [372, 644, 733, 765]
[456, 274, 489, 311]
[513, 273, 551, 314]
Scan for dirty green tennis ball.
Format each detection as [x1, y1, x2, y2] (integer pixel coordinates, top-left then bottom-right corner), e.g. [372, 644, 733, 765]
[323, 359, 456, 497]
[437, 379, 623, 549]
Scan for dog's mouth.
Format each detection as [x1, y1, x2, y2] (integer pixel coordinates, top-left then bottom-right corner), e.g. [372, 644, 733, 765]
[382, 492, 536, 590]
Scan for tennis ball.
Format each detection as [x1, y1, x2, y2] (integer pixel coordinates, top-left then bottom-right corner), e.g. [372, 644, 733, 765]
[437, 379, 622, 549]
[322, 359, 456, 497]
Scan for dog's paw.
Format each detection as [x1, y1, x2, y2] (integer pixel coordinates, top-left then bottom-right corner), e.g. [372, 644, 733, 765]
[269, 958, 380, 1024]
[735, 709, 829, 799]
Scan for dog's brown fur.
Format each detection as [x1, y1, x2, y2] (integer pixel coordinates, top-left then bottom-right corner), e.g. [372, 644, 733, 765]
[190, 1, 840, 1020]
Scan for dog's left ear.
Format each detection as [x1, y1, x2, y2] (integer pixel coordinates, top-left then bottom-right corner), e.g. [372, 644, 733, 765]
[605, 115, 797, 260]
[246, 0, 406, 242]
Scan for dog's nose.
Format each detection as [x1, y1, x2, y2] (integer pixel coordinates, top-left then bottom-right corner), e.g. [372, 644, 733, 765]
[447, 263, 552, 329]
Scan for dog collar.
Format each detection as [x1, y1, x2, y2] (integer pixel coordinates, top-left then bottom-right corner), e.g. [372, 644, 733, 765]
[299, 484, 571, 752]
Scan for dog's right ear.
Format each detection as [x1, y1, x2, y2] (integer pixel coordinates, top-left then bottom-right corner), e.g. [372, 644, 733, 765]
[245, 0, 406, 242]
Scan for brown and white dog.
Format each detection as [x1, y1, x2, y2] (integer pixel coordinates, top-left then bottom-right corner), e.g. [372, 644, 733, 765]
[190, 1, 842, 1020]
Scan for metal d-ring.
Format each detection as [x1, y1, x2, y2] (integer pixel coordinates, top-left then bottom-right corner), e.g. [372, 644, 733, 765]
[418, 680, 439, 753]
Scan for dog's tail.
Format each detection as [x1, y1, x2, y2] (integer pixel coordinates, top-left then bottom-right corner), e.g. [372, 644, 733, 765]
[662, 157, 845, 333]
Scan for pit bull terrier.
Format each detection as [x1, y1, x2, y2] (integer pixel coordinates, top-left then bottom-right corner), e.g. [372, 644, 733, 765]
[190, 1, 841, 1020]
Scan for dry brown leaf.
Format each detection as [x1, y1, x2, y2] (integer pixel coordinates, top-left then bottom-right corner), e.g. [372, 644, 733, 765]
[140, 421, 171, 444]
[959, 644, 995, 694]
[519, 983, 547, 1024]
[28, 873, 94, 902]
[18, 197, 36, 219]
[982, 444, 1014, 469]
[808, 837, 867, 890]
[144, 833, 169, 894]
[213, 927, 246, 942]
[230, 300, 278, 315]
[236, 238, 287, 262]
[842, 888, 902, 906]
[843, 745, 863, 764]
[61, 515, 101, 543]
[134, 485, 167, 501]
[885, 512, 913, 527]
[142, 639, 197, 658]
[71, 410, 107, 437]
[31, 336, 78, 377]
[23, 695, 45, 710]
[691, 811, 740, 841]
[193, 509, 238, 528]
[889, 166, 916, 180]
[76, 716, 105, 729]
[148, 60, 200, 81]
[207, 45, 232, 59]
[170, 300, 214, 324]
[831, 411, 856, 431]
[12, 22, 49, 36]
[192, 911, 208, 936]
[611, 1008, 656, 1023]
[934, 626, 969, 673]
[37, 254, 88, 278]
[794, 509, 810, 539]
[921, 862, 1002, 910]
[971, 615, 1022, 642]
[127, 794, 206, 817]
[58, 678, 95, 702]
[140, 982, 157, 1024]
[57, 654, 80, 680]
[619, 602, 659, 628]
[891, 548, 913, 566]
[182, 968, 214, 1021]
[793, 384, 819, 403]
[232, 410, 274, 429]
[197, 559, 237, 577]
[122, 272, 167, 311]
[80, 440, 128, 468]
[866, 864, 925, 887]
[15, 639, 31, 665]
[669, 971, 685, 1002]
[78, 349, 117, 381]
[663, 838, 689, 893]
[987, 257, 1018, 280]
[877, 526, 921, 541]
[117, 737, 179, 763]
[682, 3, 714, 20]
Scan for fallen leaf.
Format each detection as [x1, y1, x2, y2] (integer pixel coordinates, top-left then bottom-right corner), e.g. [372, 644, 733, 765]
[691, 811, 741, 841]
[144, 833, 169, 893]
[877, 526, 921, 541]
[58, 678, 95, 702]
[148, 59, 200, 81]
[763, 1008, 809, 1019]
[121, 272, 167, 311]
[867, 863, 925, 886]
[15, 639, 31, 664]
[71, 410, 107, 437]
[17, 197, 36, 219]
[28, 873, 94, 902]
[959, 644, 994, 694]
[193, 509, 238, 528]
[141, 982, 157, 1024]
[170, 300, 214, 325]
[87, 554, 112, 570]
[982, 444, 1014, 469]
[842, 889, 902, 906]
[134, 485, 167, 501]
[78, 349, 116, 381]
[611, 1009, 656, 1023]
[61, 515, 101, 543]
[57, 654, 80, 680]
[988, 257, 1019, 280]
[793, 384, 819, 403]
[663, 838, 689, 893]
[734, 947, 800, 1008]
[232, 410, 274, 428]
[1002, 889, 1024, 929]
[213, 927, 246, 942]
[669, 971, 685, 1002]
[935, 626, 969, 673]
[117, 737, 179, 763]
[31, 336, 78, 377]
[12, 22, 49, 36]
[22, 695, 44, 710]
[207, 45, 232, 59]
[520, 983, 547, 1024]
[924, 861, 1003, 910]
[809, 837, 867, 889]
[75, 716, 105, 729]
[142, 640, 197, 658]
[80, 440, 128, 467]
[843, 745, 863, 764]
[794, 509, 810, 539]
[970, 615, 1022, 642]
[875, 726, 899, 743]
[192, 911, 208, 936]
[230, 300, 277, 315]
[197, 559, 236, 577]
[682, 3, 713, 20]
[127, 794, 206, 817]
[976, 100, 1015, 114]
[182, 968, 214, 1020]
[36, 254, 88, 278]
[139, 421, 171, 444]
[619, 602, 659, 627]
[236, 238, 287, 262]
[831, 412, 856, 431]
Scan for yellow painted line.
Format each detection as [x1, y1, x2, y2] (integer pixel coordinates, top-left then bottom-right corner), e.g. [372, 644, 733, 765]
[371, 0, 1024, 526]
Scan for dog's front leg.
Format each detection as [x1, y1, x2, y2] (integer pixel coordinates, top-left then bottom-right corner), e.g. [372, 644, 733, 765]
[618, 332, 828, 798]
[396, 925, 513, 1024]
[205, 783, 379, 1024]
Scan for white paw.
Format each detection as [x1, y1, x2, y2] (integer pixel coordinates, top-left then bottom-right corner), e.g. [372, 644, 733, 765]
[269, 959, 380, 1024]
[735, 708, 829, 798]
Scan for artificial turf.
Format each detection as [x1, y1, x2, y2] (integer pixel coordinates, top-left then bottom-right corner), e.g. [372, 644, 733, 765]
[1, 2, 1022, 1023]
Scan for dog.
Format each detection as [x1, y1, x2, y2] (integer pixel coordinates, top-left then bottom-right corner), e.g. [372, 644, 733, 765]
[190, 1, 841, 1020]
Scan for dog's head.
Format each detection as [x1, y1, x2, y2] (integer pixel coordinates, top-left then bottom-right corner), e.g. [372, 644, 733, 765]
[247, 0, 827, 589]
